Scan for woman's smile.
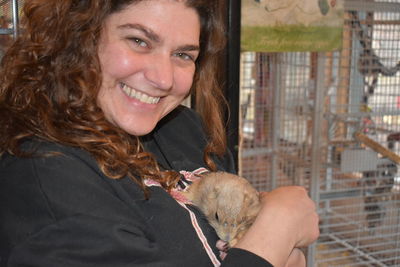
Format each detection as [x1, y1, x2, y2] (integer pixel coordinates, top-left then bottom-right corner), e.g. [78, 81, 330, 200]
[120, 83, 161, 105]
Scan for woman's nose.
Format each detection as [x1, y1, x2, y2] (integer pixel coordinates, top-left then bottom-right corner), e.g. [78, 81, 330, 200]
[144, 53, 174, 91]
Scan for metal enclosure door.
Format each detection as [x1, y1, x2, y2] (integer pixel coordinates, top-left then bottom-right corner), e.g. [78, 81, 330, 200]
[239, 0, 400, 266]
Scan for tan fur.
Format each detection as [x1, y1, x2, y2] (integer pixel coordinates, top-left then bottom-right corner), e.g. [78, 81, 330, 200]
[184, 172, 260, 246]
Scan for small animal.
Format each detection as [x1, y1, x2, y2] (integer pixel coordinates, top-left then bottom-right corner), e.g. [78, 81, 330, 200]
[184, 172, 261, 246]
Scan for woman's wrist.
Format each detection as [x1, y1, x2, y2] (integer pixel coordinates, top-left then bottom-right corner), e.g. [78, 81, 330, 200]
[233, 210, 296, 267]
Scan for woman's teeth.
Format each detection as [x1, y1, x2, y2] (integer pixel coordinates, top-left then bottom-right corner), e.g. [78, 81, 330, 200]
[121, 83, 160, 104]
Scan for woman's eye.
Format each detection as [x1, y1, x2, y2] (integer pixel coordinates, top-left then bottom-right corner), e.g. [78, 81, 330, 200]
[175, 52, 194, 62]
[129, 37, 148, 48]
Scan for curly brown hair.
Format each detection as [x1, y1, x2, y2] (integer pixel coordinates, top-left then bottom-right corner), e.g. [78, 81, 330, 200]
[0, 0, 227, 195]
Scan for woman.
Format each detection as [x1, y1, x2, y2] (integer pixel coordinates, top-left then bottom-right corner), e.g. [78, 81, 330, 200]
[0, 0, 319, 266]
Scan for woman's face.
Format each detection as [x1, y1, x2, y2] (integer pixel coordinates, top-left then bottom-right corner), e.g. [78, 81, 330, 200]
[97, 0, 200, 136]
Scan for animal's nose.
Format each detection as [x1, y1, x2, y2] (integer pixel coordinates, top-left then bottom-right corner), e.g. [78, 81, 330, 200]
[222, 233, 231, 242]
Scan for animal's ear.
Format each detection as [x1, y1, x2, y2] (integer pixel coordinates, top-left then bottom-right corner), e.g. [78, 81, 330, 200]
[243, 192, 261, 214]
[243, 191, 255, 204]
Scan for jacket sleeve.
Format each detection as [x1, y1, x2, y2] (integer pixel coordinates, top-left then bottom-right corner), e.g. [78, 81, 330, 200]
[0, 146, 173, 267]
[7, 214, 169, 267]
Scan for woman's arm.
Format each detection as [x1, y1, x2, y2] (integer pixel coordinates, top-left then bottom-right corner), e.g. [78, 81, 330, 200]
[234, 186, 319, 267]
[0, 144, 168, 266]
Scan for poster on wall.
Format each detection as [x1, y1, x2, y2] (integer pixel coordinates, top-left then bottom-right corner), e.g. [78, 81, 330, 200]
[241, 0, 344, 52]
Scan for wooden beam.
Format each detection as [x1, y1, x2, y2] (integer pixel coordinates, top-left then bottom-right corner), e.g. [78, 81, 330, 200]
[354, 132, 400, 164]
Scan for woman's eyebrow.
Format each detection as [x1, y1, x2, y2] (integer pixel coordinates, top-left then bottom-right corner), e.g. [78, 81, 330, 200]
[177, 45, 200, 52]
[118, 23, 161, 43]
[118, 23, 200, 52]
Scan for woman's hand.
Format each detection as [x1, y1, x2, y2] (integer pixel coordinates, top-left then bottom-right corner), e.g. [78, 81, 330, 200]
[285, 248, 306, 267]
[259, 186, 320, 248]
[234, 186, 319, 267]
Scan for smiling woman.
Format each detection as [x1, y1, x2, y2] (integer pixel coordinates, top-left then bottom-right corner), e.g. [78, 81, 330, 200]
[0, 1, 319, 267]
[97, 1, 200, 136]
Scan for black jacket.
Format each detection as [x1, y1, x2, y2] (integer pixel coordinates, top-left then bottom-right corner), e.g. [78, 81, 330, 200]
[0, 106, 271, 267]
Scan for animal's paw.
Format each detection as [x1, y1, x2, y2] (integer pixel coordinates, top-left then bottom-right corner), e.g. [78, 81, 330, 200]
[216, 240, 229, 260]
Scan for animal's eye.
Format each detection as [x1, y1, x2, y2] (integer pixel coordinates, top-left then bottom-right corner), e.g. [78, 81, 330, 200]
[215, 212, 219, 221]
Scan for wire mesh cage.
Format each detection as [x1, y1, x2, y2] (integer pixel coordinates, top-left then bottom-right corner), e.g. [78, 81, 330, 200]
[0, 0, 23, 56]
[239, 0, 400, 266]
